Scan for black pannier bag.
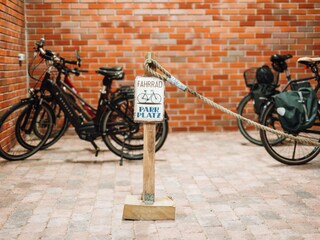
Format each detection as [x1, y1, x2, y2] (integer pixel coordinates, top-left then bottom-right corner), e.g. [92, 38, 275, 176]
[252, 84, 278, 114]
[244, 65, 279, 114]
[256, 65, 274, 84]
[273, 87, 318, 133]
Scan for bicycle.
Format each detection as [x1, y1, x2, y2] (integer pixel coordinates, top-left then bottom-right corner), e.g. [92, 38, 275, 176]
[0, 39, 169, 161]
[237, 54, 292, 145]
[259, 56, 320, 165]
[137, 90, 162, 104]
[33, 50, 131, 149]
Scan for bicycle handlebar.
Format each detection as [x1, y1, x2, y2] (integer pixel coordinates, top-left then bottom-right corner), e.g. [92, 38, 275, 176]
[35, 38, 45, 51]
[65, 68, 89, 76]
[34, 39, 87, 77]
[59, 56, 78, 66]
[35, 39, 81, 67]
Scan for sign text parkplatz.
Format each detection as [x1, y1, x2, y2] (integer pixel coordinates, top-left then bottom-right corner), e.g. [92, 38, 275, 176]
[134, 76, 165, 122]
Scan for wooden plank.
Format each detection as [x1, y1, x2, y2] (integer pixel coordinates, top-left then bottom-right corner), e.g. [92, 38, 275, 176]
[123, 195, 175, 220]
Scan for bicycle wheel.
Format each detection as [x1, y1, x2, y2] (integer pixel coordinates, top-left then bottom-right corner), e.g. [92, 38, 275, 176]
[260, 102, 320, 165]
[0, 99, 54, 161]
[101, 96, 169, 160]
[237, 94, 263, 145]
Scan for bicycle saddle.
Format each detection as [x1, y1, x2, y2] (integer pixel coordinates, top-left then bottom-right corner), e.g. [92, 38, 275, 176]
[298, 57, 320, 66]
[99, 66, 123, 71]
[96, 70, 125, 80]
[270, 54, 292, 62]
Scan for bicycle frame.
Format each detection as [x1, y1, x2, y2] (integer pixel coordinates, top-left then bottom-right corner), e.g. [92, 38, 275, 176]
[57, 66, 135, 123]
[41, 70, 84, 130]
[57, 71, 96, 121]
[282, 76, 318, 91]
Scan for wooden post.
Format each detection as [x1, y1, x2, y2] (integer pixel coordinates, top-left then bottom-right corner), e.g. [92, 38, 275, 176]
[142, 52, 156, 204]
[122, 52, 175, 221]
[142, 123, 156, 204]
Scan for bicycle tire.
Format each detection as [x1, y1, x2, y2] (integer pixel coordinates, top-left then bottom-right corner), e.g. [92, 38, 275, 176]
[101, 95, 169, 160]
[260, 102, 320, 165]
[237, 94, 263, 146]
[0, 99, 54, 161]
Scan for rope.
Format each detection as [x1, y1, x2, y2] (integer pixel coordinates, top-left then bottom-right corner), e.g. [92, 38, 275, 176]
[144, 58, 320, 147]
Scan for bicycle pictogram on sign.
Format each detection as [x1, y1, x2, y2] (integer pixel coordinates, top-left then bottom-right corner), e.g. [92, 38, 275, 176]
[137, 90, 162, 104]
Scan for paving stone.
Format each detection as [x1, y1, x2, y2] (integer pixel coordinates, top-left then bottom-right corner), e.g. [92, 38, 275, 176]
[1, 131, 320, 239]
[158, 226, 182, 240]
[17, 232, 42, 240]
[0, 228, 21, 240]
[41, 227, 68, 239]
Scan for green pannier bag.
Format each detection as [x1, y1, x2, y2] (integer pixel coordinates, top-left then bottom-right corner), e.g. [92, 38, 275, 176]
[273, 87, 318, 133]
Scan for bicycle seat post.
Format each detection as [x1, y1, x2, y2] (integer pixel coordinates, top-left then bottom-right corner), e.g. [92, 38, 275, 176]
[285, 69, 291, 81]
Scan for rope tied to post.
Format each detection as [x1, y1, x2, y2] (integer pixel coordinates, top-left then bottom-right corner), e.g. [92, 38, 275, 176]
[144, 57, 320, 147]
[144, 58, 187, 91]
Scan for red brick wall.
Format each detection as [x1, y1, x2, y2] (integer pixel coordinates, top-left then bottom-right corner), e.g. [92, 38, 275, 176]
[0, 1, 26, 115]
[25, 1, 320, 132]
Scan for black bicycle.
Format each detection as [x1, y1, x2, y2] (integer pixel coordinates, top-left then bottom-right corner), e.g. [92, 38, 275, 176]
[259, 56, 320, 165]
[0, 39, 169, 161]
[237, 54, 292, 145]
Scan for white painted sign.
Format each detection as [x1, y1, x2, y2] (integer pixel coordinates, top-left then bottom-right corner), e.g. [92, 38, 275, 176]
[134, 76, 165, 122]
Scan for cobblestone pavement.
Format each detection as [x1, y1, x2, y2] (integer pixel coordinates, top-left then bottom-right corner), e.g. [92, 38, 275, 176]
[1, 131, 320, 240]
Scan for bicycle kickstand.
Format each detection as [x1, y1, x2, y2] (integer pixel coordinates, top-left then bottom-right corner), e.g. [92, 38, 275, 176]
[90, 141, 100, 157]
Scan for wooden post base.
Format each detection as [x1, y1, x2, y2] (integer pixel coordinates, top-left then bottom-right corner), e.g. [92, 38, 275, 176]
[122, 195, 176, 220]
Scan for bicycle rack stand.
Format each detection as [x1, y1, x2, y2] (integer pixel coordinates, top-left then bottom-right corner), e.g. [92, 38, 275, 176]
[122, 53, 175, 220]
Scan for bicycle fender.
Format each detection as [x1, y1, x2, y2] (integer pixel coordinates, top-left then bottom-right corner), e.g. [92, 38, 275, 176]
[236, 93, 252, 111]
[164, 111, 169, 121]
[259, 100, 274, 124]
